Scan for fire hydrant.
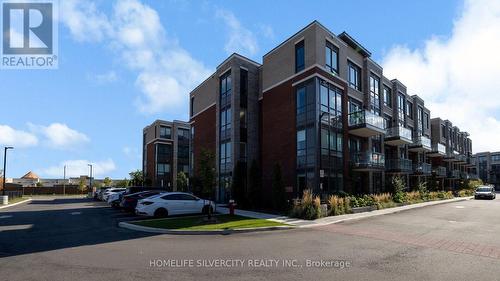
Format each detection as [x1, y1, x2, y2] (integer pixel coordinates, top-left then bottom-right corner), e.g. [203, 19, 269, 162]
[228, 200, 236, 215]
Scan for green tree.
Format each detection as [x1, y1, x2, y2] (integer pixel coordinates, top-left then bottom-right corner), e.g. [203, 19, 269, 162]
[103, 177, 113, 187]
[78, 178, 86, 194]
[272, 163, 286, 211]
[115, 178, 130, 188]
[129, 170, 144, 186]
[391, 176, 407, 203]
[36, 181, 44, 187]
[198, 149, 216, 198]
[176, 172, 188, 192]
[248, 159, 261, 209]
[231, 161, 247, 208]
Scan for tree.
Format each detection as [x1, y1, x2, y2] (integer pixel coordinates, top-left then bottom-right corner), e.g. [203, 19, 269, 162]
[129, 170, 144, 186]
[78, 178, 86, 194]
[176, 172, 188, 192]
[272, 163, 286, 211]
[248, 159, 262, 209]
[103, 177, 113, 187]
[36, 181, 44, 187]
[231, 161, 247, 208]
[115, 178, 130, 188]
[198, 149, 216, 198]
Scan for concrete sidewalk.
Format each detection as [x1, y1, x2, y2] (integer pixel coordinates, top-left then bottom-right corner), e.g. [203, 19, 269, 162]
[217, 196, 473, 228]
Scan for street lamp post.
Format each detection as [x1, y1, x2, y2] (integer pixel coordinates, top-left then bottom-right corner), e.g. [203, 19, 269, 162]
[63, 165, 66, 196]
[2, 146, 14, 204]
[88, 164, 93, 197]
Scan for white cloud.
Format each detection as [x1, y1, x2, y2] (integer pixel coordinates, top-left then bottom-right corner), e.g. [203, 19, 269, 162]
[60, 0, 212, 115]
[0, 125, 38, 147]
[258, 24, 275, 40]
[28, 123, 90, 149]
[216, 8, 258, 57]
[40, 159, 116, 178]
[381, 0, 500, 153]
[123, 146, 141, 159]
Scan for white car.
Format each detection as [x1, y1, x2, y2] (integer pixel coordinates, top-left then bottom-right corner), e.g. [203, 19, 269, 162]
[102, 188, 126, 202]
[107, 190, 126, 206]
[135, 192, 215, 217]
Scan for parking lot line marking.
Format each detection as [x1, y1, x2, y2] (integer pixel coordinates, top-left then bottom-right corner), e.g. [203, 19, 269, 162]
[70, 212, 82, 215]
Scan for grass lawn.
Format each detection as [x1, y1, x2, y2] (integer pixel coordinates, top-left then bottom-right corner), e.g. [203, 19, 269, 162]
[5, 196, 30, 205]
[131, 214, 289, 231]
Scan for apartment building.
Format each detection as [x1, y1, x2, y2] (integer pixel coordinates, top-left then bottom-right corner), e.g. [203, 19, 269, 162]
[471, 151, 500, 189]
[429, 118, 474, 189]
[189, 21, 473, 203]
[143, 120, 190, 190]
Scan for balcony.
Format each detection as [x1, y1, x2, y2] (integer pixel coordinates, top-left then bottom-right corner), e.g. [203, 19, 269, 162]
[351, 152, 385, 171]
[348, 110, 385, 137]
[455, 154, 467, 164]
[443, 151, 458, 162]
[408, 135, 432, 152]
[468, 173, 479, 180]
[447, 170, 460, 179]
[465, 157, 476, 167]
[385, 158, 413, 173]
[427, 143, 446, 158]
[413, 162, 432, 175]
[384, 126, 413, 146]
[433, 166, 447, 177]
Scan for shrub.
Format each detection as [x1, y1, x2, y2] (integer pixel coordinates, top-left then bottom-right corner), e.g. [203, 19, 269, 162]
[290, 189, 322, 220]
[391, 176, 407, 203]
[417, 181, 429, 201]
[437, 191, 453, 199]
[458, 189, 474, 197]
[406, 191, 422, 203]
[344, 197, 352, 214]
[328, 195, 349, 216]
[428, 192, 439, 201]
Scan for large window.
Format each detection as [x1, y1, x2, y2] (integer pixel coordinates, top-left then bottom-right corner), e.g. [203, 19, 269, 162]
[369, 75, 381, 116]
[220, 107, 231, 139]
[424, 112, 430, 129]
[297, 129, 306, 166]
[177, 128, 189, 142]
[492, 154, 500, 162]
[190, 97, 194, 117]
[348, 61, 361, 90]
[157, 163, 170, 176]
[383, 86, 392, 108]
[417, 107, 423, 134]
[325, 41, 338, 74]
[406, 101, 413, 119]
[159, 126, 171, 139]
[295, 40, 305, 73]
[319, 81, 342, 117]
[398, 94, 405, 124]
[220, 71, 231, 106]
[219, 141, 232, 173]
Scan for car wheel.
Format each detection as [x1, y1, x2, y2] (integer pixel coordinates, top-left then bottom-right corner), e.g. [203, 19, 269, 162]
[202, 205, 213, 214]
[154, 208, 168, 218]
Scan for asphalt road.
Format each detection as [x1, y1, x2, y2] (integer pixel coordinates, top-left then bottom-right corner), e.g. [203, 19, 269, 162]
[1, 196, 500, 281]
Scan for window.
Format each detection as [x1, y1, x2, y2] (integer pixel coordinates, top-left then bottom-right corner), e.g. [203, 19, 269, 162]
[240, 69, 248, 108]
[297, 129, 306, 166]
[441, 124, 446, 138]
[417, 107, 423, 134]
[424, 112, 430, 129]
[159, 126, 171, 139]
[325, 41, 338, 74]
[177, 128, 189, 142]
[349, 98, 362, 113]
[383, 86, 392, 107]
[348, 62, 361, 90]
[178, 194, 197, 200]
[406, 101, 413, 119]
[295, 40, 305, 73]
[157, 163, 170, 176]
[384, 115, 392, 130]
[296, 87, 306, 115]
[220, 107, 231, 139]
[220, 72, 231, 106]
[492, 155, 500, 162]
[398, 94, 405, 124]
[369, 75, 381, 116]
[190, 97, 194, 117]
[219, 141, 232, 173]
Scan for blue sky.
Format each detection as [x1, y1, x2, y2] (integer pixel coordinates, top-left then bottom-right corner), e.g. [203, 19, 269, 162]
[3, 0, 499, 179]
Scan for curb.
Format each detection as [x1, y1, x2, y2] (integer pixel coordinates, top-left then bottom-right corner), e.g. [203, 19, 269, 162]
[0, 198, 32, 210]
[300, 196, 473, 228]
[118, 221, 295, 235]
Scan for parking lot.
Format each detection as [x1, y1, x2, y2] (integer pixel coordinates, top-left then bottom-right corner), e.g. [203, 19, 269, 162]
[1, 196, 500, 281]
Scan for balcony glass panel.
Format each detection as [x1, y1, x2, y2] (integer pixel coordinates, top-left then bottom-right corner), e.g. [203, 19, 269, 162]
[352, 151, 385, 167]
[385, 126, 412, 140]
[348, 110, 385, 130]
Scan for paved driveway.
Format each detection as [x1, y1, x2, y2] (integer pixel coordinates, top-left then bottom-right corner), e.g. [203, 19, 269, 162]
[0, 196, 499, 281]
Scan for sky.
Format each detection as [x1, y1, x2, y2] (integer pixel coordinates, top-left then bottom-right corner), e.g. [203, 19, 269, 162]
[1, 0, 498, 179]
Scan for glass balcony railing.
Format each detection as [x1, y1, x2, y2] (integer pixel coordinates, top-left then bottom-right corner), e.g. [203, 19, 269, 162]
[432, 143, 446, 154]
[385, 126, 412, 141]
[385, 158, 413, 172]
[413, 162, 431, 174]
[351, 151, 385, 168]
[348, 110, 385, 130]
[468, 173, 479, 180]
[434, 167, 447, 177]
[412, 135, 431, 149]
[456, 154, 466, 163]
[447, 170, 460, 178]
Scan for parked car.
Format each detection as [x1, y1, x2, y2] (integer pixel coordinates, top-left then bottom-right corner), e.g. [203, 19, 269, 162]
[119, 190, 164, 212]
[102, 188, 126, 202]
[94, 187, 111, 200]
[107, 190, 127, 207]
[474, 186, 496, 200]
[135, 192, 215, 217]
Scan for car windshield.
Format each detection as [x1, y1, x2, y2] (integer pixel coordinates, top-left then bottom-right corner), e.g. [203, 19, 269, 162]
[476, 187, 492, 192]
